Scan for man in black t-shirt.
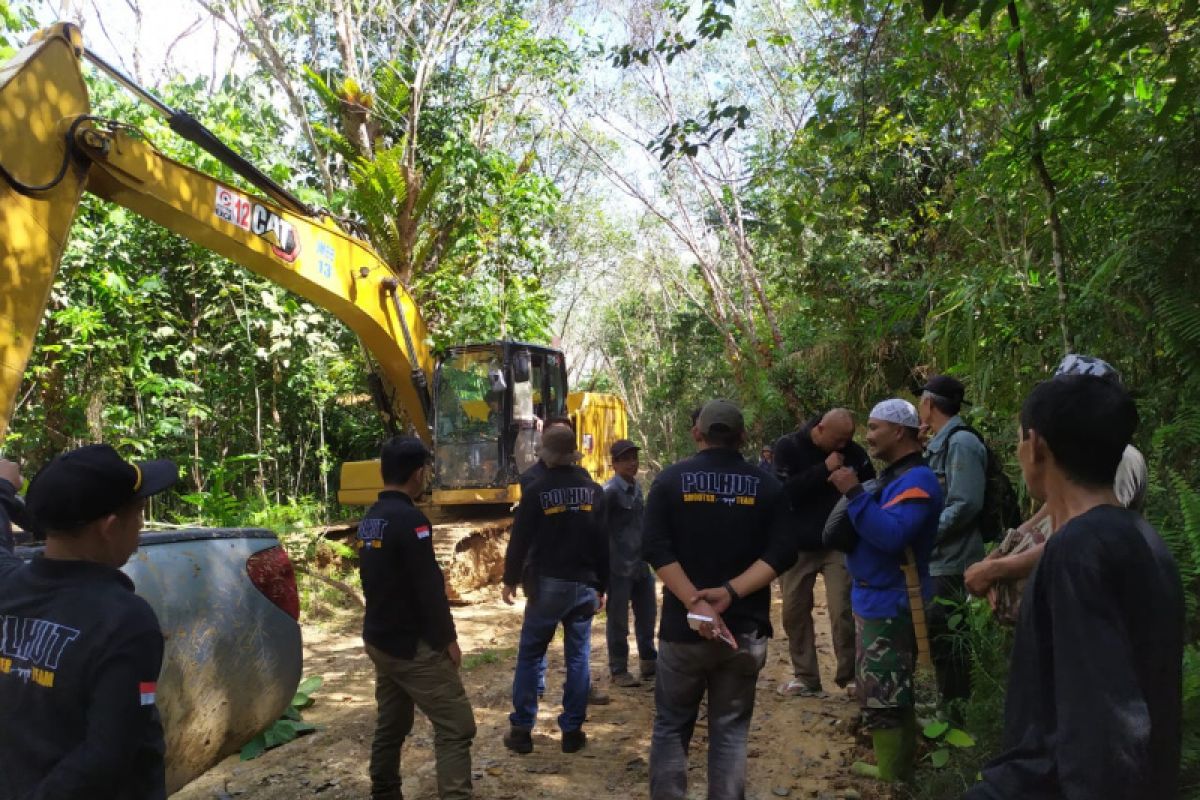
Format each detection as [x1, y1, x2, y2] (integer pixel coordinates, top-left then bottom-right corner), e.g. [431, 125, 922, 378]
[358, 436, 476, 800]
[643, 399, 797, 800]
[965, 376, 1183, 800]
[502, 426, 608, 756]
[0, 444, 178, 800]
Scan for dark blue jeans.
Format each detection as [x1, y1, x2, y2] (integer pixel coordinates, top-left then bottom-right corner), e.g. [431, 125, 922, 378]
[510, 576, 598, 733]
[606, 566, 658, 675]
[649, 634, 768, 800]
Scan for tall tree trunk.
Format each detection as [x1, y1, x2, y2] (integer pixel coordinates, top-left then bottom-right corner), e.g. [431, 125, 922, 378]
[1007, 1, 1072, 354]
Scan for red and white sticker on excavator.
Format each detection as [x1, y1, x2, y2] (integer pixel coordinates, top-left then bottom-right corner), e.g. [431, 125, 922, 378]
[214, 186, 300, 263]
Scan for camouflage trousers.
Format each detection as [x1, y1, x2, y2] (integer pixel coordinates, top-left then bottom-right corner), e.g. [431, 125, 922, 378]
[854, 612, 916, 730]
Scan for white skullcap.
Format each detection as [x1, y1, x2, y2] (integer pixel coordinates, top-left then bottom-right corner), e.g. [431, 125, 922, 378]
[869, 398, 920, 429]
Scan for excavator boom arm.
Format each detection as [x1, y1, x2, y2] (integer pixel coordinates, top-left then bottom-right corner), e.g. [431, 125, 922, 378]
[0, 24, 433, 443]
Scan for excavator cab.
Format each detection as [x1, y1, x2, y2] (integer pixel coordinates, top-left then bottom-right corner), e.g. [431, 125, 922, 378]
[337, 341, 579, 506]
[430, 342, 567, 505]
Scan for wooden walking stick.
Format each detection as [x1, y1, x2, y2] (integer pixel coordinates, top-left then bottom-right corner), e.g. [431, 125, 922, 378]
[902, 547, 934, 673]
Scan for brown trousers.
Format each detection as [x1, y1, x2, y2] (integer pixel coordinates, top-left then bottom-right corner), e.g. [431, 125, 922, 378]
[366, 641, 477, 800]
[778, 550, 856, 688]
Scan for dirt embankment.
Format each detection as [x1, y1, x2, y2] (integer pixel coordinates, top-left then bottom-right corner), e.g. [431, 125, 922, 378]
[173, 576, 883, 800]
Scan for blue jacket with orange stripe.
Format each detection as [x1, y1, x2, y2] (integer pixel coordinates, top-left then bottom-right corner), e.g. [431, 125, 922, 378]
[843, 452, 943, 619]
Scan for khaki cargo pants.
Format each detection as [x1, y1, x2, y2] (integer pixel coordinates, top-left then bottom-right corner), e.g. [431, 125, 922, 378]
[779, 549, 856, 688]
[366, 641, 477, 800]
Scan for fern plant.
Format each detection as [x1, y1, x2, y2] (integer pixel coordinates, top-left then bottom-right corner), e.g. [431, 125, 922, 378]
[1163, 471, 1200, 629]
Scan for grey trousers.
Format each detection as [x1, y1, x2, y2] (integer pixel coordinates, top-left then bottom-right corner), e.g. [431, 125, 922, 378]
[367, 641, 477, 800]
[779, 549, 856, 687]
[606, 566, 659, 675]
[649, 634, 768, 800]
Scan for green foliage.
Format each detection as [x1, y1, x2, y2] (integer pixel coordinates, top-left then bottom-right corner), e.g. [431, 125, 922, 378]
[1163, 471, 1200, 630]
[5, 2, 581, 517]
[920, 719, 976, 769]
[240, 675, 323, 760]
[609, 0, 737, 67]
[0, 0, 34, 59]
[902, 600, 1010, 798]
[1157, 467, 1200, 792]
[295, 4, 571, 346]
[1184, 645, 1200, 794]
[461, 647, 516, 671]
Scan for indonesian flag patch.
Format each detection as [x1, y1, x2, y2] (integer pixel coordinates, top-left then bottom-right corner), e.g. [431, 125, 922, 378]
[414, 525, 431, 540]
[140, 681, 157, 706]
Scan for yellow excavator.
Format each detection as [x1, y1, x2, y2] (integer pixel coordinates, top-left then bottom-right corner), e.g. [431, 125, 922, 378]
[0, 23, 626, 507]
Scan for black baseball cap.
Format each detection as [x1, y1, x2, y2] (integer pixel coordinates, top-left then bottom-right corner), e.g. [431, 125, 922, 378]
[26, 444, 179, 532]
[919, 375, 969, 405]
[610, 439, 639, 459]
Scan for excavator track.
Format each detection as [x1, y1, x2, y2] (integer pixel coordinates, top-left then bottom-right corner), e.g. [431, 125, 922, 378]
[425, 506, 514, 604]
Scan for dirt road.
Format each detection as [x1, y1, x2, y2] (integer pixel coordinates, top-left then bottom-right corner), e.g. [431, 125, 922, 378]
[174, 582, 881, 800]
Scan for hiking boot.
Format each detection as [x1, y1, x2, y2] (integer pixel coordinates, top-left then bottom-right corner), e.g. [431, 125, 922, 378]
[588, 684, 611, 705]
[612, 671, 640, 688]
[562, 728, 587, 753]
[777, 679, 823, 698]
[503, 726, 533, 755]
[639, 659, 657, 680]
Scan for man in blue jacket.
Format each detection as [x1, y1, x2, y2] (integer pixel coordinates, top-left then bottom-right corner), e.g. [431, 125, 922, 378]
[828, 399, 943, 783]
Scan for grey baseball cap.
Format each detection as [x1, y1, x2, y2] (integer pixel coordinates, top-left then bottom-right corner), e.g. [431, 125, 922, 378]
[696, 399, 744, 435]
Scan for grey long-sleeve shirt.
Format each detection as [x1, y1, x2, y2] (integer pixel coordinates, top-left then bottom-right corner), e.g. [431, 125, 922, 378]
[602, 474, 646, 579]
[924, 416, 986, 577]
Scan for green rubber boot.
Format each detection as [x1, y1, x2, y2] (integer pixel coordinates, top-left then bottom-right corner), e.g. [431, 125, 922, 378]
[854, 710, 917, 783]
[872, 726, 907, 782]
[849, 727, 902, 782]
